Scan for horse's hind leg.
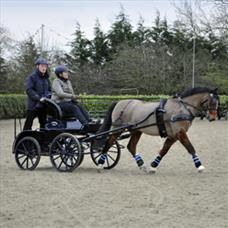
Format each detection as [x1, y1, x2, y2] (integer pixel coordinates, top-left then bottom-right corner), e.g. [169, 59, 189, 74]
[97, 133, 121, 167]
[149, 137, 176, 173]
[127, 131, 147, 172]
[176, 129, 205, 172]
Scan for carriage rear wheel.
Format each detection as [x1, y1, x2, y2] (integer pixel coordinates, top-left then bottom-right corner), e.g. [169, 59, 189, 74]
[49, 133, 82, 172]
[90, 141, 121, 169]
[15, 136, 41, 170]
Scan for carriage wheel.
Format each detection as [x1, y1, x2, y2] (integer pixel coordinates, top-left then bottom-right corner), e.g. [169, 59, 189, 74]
[90, 141, 121, 169]
[15, 137, 41, 170]
[50, 133, 82, 172]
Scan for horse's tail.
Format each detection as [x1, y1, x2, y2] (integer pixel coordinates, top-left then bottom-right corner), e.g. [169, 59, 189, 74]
[97, 102, 117, 133]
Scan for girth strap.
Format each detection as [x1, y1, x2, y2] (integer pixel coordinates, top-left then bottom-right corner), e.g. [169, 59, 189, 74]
[156, 99, 168, 138]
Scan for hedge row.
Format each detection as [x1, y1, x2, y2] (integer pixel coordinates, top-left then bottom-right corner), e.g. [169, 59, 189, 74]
[0, 94, 167, 119]
[0, 94, 227, 119]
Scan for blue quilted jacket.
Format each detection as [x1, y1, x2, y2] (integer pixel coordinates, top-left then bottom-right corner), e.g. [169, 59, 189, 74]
[25, 69, 51, 110]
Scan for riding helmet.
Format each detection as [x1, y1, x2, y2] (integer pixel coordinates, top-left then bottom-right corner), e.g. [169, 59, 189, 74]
[55, 65, 68, 76]
[35, 58, 48, 65]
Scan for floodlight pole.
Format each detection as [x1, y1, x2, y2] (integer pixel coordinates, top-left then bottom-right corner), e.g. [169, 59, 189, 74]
[41, 24, 44, 57]
[192, 35, 196, 88]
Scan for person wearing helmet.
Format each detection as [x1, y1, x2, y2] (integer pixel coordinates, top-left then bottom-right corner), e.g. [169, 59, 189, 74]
[51, 65, 90, 125]
[23, 57, 51, 130]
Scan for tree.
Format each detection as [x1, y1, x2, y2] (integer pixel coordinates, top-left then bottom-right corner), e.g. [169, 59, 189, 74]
[108, 6, 134, 54]
[0, 26, 14, 93]
[91, 19, 111, 65]
[9, 36, 39, 93]
[68, 22, 92, 68]
[133, 16, 151, 45]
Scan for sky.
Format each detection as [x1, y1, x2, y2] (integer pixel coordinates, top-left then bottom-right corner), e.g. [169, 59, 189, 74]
[1, 0, 188, 50]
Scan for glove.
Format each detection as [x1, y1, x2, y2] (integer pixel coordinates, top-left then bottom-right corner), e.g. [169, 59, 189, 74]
[72, 95, 79, 100]
[40, 97, 46, 103]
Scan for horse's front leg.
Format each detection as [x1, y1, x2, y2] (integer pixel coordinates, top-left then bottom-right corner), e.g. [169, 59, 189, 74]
[127, 131, 147, 172]
[149, 137, 176, 173]
[176, 129, 205, 172]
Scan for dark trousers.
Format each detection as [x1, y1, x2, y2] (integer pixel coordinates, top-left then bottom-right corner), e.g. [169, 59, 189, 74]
[59, 101, 90, 125]
[23, 108, 47, 130]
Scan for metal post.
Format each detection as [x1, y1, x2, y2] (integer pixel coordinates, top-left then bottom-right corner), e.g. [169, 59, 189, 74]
[41, 24, 44, 57]
[192, 36, 195, 88]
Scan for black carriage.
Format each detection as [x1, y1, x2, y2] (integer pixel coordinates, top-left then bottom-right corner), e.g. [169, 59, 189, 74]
[12, 98, 122, 172]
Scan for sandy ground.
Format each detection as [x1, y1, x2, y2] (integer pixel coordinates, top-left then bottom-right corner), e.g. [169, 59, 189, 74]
[0, 118, 228, 228]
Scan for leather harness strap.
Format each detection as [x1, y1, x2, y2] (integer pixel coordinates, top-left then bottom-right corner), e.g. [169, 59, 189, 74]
[156, 99, 168, 138]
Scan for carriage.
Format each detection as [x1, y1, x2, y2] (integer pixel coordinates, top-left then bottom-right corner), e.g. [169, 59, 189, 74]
[12, 87, 220, 174]
[12, 98, 127, 172]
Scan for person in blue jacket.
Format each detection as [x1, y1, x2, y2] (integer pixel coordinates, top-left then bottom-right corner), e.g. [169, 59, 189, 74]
[23, 58, 51, 130]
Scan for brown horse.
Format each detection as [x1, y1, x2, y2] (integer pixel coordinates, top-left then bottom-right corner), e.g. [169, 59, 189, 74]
[96, 87, 219, 173]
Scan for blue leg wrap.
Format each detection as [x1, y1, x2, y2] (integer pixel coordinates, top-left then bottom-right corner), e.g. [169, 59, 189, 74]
[98, 154, 107, 165]
[151, 156, 161, 168]
[192, 154, 202, 168]
[134, 154, 144, 167]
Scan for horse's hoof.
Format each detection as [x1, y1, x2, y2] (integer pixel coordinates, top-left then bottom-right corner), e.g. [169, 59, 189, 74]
[139, 165, 147, 173]
[97, 164, 104, 173]
[198, 165, 205, 172]
[148, 167, 157, 174]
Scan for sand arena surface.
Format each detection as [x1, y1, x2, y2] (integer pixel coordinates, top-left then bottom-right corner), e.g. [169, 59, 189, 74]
[0, 119, 227, 228]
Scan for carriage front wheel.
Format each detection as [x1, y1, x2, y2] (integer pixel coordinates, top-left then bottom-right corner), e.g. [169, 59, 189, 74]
[49, 133, 82, 172]
[90, 141, 121, 169]
[14, 136, 41, 170]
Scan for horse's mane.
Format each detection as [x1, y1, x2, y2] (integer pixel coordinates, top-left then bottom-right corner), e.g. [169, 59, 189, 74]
[178, 87, 216, 98]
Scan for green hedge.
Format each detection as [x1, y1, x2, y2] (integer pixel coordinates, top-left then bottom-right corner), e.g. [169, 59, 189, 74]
[0, 94, 167, 119]
[80, 94, 169, 117]
[0, 94, 27, 119]
[0, 94, 227, 119]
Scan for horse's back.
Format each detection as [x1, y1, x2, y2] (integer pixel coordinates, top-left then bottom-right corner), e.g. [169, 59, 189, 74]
[112, 99, 159, 126]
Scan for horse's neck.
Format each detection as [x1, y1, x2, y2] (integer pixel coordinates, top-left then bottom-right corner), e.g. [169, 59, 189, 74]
[182, 93, 208, 114]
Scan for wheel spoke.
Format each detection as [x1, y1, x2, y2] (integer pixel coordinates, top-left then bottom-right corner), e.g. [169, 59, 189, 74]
[72, 156, 77, 163]
[93, 152, 102, 160]
[30, 158, 34, 166]
[18, 154, 26, 159]
[21, 156, 28, 167]
[64, 156, 70, 165]
[22, 143, 28, 154]
[26, 157, 29, 169]
[107, 153, 116, 162]
[106, 157, 110, 167]
[53, 155, 61, 161]
[17, 148, 27, 154]
[58, 160, 64, 169]
[56, 141, 63, 150]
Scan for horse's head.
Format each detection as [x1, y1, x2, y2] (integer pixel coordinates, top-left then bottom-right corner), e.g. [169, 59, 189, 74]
[202, 88, 219, 121]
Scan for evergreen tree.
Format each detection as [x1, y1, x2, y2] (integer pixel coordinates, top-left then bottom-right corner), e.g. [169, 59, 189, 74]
[108, 7, 133, 53]
[133, 16, 150, 45]
[9, 36, 39, 93]
[91, 19, 111, 65]
[69, 22, 92, 68]
[0, 26, 12, 93]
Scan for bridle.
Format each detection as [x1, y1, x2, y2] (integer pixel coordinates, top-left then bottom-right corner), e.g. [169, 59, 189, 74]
[177, 93, 219, 119]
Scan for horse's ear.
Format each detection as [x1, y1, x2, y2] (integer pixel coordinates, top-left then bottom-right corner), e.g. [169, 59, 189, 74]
[213, 88, 218, 95]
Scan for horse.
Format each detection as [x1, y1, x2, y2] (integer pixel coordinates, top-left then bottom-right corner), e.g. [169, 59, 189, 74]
[95, 87, 219, 173]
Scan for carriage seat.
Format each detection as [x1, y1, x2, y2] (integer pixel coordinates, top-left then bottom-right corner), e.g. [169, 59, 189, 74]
[42, 98, 76, 120]
[41, 98, 83, 129]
